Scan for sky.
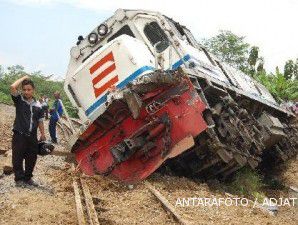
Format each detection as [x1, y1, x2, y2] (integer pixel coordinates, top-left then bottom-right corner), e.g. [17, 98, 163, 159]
[0, 0, 297, 79]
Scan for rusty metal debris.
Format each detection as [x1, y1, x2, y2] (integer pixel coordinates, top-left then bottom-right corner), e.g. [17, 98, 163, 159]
[163, 74, 298, 179]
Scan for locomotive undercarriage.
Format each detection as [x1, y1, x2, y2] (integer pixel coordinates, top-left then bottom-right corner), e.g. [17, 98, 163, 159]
[164, 72, 298, 179]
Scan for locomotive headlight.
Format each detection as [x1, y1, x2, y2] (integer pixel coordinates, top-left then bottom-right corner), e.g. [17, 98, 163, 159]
[88, 32, 98, 45]
[97, 24, 108, 36]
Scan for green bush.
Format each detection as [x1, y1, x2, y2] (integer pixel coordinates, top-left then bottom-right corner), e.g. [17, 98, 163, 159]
[0, 65, 78, 117]
[227, 167, 266, 200]
[254, 71, 298, 102]
[0, 91, 12, 105]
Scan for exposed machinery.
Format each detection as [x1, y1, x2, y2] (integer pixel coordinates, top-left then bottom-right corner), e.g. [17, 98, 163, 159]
[64, 9, 297, 183]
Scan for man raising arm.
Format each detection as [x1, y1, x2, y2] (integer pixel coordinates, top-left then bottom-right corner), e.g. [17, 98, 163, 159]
[10, 75, 29, 95]
[10, 75, 45, 186]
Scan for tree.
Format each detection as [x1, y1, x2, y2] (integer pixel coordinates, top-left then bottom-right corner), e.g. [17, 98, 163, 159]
[256, 57, 265, 73]
[0, 65, 4, 79]
[203, 30, 250, 72]
[247, 46, 268, 77]
[295, 58, 298, 80]
[275, 66, 280, 75]
[248, 46, 259, 67]
[7, 65, 25, 76]
[284, 58, 298, 80]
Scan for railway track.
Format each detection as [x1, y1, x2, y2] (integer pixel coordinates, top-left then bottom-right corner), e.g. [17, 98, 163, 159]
[73, 178, 100, 225]
[72, 171, 189, 225]
[71, 173, 298, 225]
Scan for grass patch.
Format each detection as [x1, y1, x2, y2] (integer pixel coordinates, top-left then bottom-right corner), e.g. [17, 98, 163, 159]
[0, 91, 12, 105]
[226, 167, 266, 200]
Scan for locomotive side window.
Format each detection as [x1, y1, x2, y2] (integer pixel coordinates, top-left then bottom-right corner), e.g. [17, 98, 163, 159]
[108, 25, 135, 42]
[144, 21, 169, 52]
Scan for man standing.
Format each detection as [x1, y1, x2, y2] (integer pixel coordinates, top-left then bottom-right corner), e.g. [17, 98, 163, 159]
[10, 75, 46, 186]
[49, 91, 64, 143]
[42, 95, 49, 119]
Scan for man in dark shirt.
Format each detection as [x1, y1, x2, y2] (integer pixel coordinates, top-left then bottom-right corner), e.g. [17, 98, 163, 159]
[10, 75, 46, 186]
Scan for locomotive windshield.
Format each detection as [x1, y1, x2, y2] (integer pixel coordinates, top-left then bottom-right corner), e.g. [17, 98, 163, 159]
[108, 25, 135, 42]
[144, 21, 169, 52]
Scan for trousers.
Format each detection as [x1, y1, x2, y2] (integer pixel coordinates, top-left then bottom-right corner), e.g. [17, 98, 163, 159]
[12, 131, 38, 181]
[49, 117, 58, 142]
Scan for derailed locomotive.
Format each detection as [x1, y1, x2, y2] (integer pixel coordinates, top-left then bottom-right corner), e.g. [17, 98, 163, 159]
[64, 9, 297, 182]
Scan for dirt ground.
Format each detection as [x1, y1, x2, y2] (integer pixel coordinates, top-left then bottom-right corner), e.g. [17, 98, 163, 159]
[0, 103, 297, 225]
[0, 103, 77, 225]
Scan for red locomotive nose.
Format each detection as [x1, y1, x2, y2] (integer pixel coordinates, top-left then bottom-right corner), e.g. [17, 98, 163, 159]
[73, 72, 207, 183]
